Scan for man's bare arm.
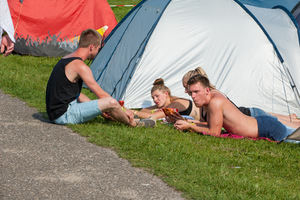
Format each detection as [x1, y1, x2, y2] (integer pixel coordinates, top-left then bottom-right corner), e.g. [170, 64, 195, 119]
[77, 63, 111, 99]
[175, 98, 224, 136]
[205, 97, 224, 136]
[77, 93, 91, 103]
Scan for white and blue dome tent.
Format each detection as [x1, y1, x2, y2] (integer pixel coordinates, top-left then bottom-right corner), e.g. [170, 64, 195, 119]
[89, 0, 300, 117]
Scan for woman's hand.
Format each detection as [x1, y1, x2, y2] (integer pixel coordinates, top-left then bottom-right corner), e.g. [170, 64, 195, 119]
[125, 108, 134, 124]
[1, 35, 14, 57]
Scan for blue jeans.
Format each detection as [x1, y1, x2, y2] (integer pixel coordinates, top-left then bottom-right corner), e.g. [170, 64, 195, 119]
[256, 116, 287, 141]
[250, 107, 295, 140]
[249, 107, 276, 119]
[54, 99, 102, 125]
[255, 116, 296, 142]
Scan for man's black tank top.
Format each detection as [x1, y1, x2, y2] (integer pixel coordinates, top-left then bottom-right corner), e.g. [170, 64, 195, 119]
[46, 57, 83, 121]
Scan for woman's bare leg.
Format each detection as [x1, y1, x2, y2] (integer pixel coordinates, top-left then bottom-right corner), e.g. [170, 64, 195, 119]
[269, 113, 300, 122]
[277, 118, 300, 129]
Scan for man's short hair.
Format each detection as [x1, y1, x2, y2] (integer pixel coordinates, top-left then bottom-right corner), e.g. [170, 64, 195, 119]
[78, 29, 102, 48]
[187, 74, 210, 88]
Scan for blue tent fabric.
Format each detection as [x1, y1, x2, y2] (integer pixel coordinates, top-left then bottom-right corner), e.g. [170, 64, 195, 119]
[239, 0, 300, 11]
[235, 0, 284, 62]
[292, 2, 300, 28]
[239, 1, 300, 44]
[273, 5, 300, 44]
[91, 0, 171, 99]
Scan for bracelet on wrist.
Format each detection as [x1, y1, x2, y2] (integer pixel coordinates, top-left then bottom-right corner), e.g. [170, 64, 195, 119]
[133, 110, 139, 118]
[151, 109, 158, 113]
[189, 122, 196, 126]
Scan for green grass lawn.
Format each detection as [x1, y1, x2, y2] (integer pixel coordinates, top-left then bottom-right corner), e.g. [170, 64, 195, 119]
[1, 1, 299, 199]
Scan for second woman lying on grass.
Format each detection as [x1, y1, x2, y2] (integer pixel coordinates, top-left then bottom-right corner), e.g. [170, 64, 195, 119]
[130, 78, 200, 121]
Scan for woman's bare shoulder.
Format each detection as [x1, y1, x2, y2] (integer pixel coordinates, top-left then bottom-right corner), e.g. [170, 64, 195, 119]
[171, 96, 190, 102]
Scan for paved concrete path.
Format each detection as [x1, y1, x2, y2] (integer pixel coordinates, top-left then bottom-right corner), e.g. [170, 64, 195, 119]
[0, 91, 184, 200]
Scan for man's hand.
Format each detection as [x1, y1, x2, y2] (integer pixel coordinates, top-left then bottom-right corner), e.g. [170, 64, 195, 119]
[101, 112, 115, 121]
[174, 120, 191, 131]
[1, 35, 14, 57]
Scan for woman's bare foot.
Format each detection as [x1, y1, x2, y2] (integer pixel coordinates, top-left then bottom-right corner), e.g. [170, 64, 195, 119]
[291, 113, 298, 120]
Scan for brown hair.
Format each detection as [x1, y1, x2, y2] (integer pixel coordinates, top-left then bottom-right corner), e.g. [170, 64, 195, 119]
[78, 29, 102, 48]
[183, 67, 216, 89]
[187, 74, 210, 89]
[151, 78, 171, 96]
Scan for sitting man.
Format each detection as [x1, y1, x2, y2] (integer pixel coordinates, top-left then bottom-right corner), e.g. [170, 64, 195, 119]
[46, 29, 155, 127]
[174, 74, 295, 141]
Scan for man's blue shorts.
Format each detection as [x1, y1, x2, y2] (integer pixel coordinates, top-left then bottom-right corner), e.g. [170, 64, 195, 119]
[54, 99, 102, 125]
[256, 116, 294, 141]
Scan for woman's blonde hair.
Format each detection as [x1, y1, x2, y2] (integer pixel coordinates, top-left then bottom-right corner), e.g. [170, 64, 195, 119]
[151, 78, 171, 95]
[182, 67, 216, 89]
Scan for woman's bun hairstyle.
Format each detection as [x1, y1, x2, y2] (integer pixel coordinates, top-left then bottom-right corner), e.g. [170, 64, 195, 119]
[153, 78, 164, 86]
[151, 78, 171, 96]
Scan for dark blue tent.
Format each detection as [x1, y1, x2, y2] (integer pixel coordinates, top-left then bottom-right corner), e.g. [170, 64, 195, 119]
[292, 2, 300, 27]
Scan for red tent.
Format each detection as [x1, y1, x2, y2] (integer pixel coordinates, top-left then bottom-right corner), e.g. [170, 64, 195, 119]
[8, 0, 117, 57]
